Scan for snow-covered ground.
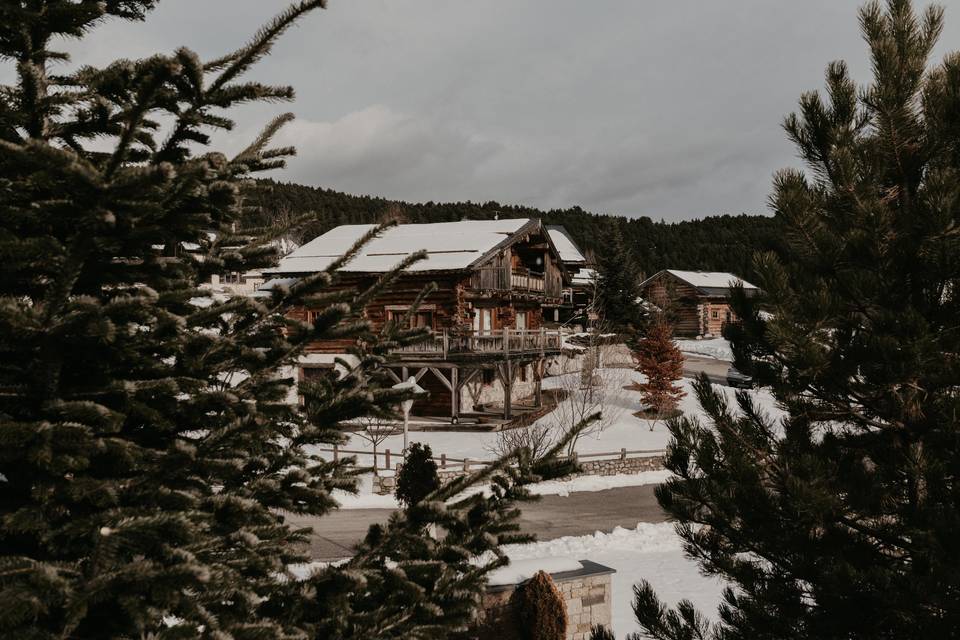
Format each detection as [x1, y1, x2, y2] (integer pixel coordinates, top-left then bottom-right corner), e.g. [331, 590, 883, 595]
[307, 370, 779, 472]
[502, 522, 727, 637]
[675, 337, 733, 362]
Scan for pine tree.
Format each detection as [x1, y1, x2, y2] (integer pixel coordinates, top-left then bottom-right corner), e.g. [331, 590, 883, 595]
[395, 442, 441, 507]
[594, 225, 645, 333]
[631, 321, 685, 430]
[632, 1, 960, 638]
[0, 3, 582, 637]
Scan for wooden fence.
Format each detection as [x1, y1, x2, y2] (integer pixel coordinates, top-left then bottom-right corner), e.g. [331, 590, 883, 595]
[316, 445, 666, 473]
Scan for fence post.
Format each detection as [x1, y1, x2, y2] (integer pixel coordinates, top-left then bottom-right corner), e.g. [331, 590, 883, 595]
[503, 327, 509, 355]
[440, 453, 447, 469]
[333, 444, 339, 462]
[443, 329, 449, 358]
[385, 449, 391, 470]
[463, 457, 470, 472]
[620, 447, 627, 461]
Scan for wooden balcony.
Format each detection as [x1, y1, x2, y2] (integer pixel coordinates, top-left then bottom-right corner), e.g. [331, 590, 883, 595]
[391, 328, 563, 361]
[469, 267, 562, 299]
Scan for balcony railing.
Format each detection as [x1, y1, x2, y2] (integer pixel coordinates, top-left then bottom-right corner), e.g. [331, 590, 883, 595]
[391, 328, 563, 358]
[470, 267, 562, 298]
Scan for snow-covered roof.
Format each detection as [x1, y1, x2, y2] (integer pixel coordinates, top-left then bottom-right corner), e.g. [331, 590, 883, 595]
[665, 269, 757, 290]
[267, 219, 535, 274]
[641, 269, 758, 297]
[546, 226, 586, 264]
[571, 267, 596, 286]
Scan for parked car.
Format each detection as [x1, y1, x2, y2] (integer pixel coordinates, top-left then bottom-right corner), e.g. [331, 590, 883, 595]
[726, 366, 754, 389]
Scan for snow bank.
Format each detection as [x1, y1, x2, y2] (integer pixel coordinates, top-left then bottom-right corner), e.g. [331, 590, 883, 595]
[503, 522, 727, 636]
[675, 337, 733, 362]
[527, 470, 673, 497]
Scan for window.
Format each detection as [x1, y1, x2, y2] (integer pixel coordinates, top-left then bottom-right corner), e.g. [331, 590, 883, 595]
[473, 307, 494, 334]
[482, 369, 496, 385]
[387, 307, 434, 330]
[518, 365, 528, 382]
[711, 310, 719, 319]
[516, 311, 527, 330]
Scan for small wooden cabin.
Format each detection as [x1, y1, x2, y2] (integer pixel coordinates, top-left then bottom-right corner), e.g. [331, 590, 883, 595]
[639, 269, 758, 337]
[261, 218, 570, 423]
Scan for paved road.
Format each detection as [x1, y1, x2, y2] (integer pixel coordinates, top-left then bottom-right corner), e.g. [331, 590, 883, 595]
[682, 354, 729, 385]
[287, 484, 666, 560]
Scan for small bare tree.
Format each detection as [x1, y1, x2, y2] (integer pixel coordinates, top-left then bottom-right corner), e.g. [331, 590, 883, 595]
[545, 328, 629, 456]
[485, 422, 556, 462]
[351, 416, 399, 475]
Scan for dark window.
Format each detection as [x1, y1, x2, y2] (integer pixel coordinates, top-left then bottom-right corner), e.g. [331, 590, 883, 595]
[711, 310, 719, 319]
[482, 369, 495, 385]
[387, 308, 434, 330]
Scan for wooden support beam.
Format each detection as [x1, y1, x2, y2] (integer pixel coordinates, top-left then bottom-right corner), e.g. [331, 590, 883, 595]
[459, 368, 480, 389]
[384, 368, 402, 384]
[534, 358, 544, 408]
[450, 367, 459, 423]
[413, 367, 429, 382]
[497, 361, 515, 420]
[429, 367, 453, 391]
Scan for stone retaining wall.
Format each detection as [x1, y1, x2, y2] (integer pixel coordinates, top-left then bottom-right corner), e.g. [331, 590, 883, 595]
[372, 454, 664, 494]
[576, 454, 664, 476]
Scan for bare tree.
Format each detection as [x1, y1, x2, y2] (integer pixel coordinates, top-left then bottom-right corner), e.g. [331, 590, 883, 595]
[485, 422, 556, 462]
[545, 330, 630, 456]
[350, 416, 400, 475]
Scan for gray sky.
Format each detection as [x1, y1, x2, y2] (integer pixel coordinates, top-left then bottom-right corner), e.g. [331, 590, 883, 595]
[25, 1, 960, 220]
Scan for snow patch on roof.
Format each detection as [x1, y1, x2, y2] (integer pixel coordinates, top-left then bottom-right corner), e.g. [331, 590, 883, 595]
[268, 219, 532, 274]
[546, 226, 586, 264]
[665, 269, 757, 290]
[487, 557, 585, 587]
[571, 267, 596, 286]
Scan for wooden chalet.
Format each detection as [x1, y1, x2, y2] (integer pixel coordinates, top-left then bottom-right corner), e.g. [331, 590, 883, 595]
[262, 218, 570, 424]
[639, 269, 758, 337]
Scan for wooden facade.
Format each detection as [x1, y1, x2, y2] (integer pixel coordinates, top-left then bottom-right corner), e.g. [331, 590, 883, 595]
[274, 219, 570, 423]
[639, 270, 757, 338]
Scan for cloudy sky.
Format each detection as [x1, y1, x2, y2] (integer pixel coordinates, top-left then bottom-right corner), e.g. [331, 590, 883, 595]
[24, 1, 960, 220]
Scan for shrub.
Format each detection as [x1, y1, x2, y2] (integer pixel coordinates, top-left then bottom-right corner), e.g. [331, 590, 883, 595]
[395, 442, 441, 507]
[519, 570, 568, 640]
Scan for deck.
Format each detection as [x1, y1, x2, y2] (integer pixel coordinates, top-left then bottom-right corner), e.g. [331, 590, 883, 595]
[390, 328, 563, 361]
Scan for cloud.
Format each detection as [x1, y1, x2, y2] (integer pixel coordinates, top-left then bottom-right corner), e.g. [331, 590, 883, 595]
[5, 0, 960, 220]
[276, 105, 504, 198]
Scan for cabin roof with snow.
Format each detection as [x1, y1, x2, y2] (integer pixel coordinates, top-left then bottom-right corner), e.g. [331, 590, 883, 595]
[546, 226, 587, 265]
[265, 218, 563, 275]
[640, 269, 758, 298]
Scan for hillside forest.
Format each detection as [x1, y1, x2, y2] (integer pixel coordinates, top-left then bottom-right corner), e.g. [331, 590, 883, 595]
[247, 180, 786, 282]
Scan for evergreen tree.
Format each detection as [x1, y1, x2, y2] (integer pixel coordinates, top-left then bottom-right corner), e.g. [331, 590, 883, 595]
[594, 225, 645, 333]
[395, 442, 441, 507]
[0, 3, 575, 637]
[632, 1, 960, 638]
[631, 321, 685, 430]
